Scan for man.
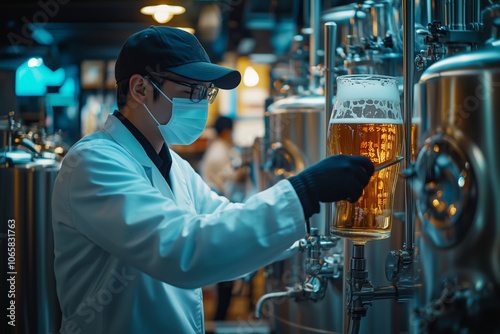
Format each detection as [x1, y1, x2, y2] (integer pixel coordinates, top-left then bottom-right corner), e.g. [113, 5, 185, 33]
[52, 26, 374, 334]
[201, 116, 244, 199]
[201, 116, 248, 321]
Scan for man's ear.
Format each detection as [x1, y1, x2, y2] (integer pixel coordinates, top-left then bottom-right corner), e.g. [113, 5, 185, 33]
[128, 75, 149, 105]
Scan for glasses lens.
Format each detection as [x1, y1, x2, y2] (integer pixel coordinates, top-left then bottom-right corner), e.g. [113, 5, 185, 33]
[207, 87, 219, 104]
[190, 85, 205, 103]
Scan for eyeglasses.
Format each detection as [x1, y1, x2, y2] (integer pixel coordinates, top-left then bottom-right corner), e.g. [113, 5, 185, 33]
[149, 73, 219, 104]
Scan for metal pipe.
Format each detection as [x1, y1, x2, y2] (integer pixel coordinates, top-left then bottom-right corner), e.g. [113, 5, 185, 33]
[473, 0, 480, 30]
[310, 0, 320, 69]
[324, 22, 337, 236]
[352, 243, 364, 259]
[347, 318, 361, 334]
[445, 0, 466, 30]
[309, 0, 321, 90]
[403, 0, 415, 254]
[342, 241, 351, 334]
[7, 111, 14, 152]
[324, 22, 337, 126]
[255, 289, 299, 319]
[373, 286, 398, 299]
[344, 243, 368, 334]
[447, 0, 480, 31]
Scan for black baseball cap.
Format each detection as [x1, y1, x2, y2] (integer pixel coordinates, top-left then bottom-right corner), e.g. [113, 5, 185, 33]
[115, 26, 241, 89]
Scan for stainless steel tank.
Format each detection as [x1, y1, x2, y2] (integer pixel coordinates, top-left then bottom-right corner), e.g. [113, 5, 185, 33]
[260, 94, 344, 333]
[413, 46, 500, 333]
[263, 95, 325, 193]
[0, 151, 61, 334]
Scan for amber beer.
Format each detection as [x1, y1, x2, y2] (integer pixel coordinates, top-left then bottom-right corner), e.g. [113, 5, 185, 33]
[328, 119, 403, 243]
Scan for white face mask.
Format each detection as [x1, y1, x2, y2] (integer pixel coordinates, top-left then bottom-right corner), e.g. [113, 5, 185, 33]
[143, 79, 209, 145]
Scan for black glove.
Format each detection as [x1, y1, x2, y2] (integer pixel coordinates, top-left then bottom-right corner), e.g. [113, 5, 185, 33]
[288, 155, 375, 219]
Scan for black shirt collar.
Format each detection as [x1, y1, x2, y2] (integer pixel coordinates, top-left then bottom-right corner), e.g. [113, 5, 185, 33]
[113, 111, 172, 186]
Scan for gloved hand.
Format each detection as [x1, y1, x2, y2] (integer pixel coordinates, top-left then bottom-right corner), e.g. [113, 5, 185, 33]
[288, 155, 375, 219]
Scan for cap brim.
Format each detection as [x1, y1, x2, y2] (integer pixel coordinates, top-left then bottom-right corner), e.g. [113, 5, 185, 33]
[166, 62, 241, 89]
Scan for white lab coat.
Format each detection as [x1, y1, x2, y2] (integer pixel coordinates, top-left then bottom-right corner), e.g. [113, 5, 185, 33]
[52, 114, 306, 334]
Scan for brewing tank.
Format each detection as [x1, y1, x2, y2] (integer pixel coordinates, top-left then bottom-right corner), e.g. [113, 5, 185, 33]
[413, 46, 500, 332]
[264, 95, 326, 193]
[259, 94, 344, 333]
[0, 151, 61, 334]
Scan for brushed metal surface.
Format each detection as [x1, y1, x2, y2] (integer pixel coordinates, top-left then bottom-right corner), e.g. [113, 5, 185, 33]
[0, 161, 61, 334]
[413, 46, 500, 333]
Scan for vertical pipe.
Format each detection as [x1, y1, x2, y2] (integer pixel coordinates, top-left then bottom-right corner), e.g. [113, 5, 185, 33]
[324, 22, 337, 139]
[473, 0, 480, 30]
[342, 240, 351, 334]
[445, 0, 464, 30]
[310, 0, 320, 68]
[403, 0, 415, 253]
[324, 21, 337, 238]
[309, 0, 321, 90]
[7, 111, 14, 152]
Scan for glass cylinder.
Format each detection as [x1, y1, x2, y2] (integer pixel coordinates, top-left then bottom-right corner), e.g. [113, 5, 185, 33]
[327, 75, 403, 244]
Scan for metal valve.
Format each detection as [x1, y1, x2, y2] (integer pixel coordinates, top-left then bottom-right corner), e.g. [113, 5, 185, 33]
[385, 249, 412, 282]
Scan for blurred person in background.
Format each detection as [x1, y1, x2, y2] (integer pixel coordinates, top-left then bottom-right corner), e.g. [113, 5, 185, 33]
[200, 115, 249, 321]
[201, 116, 247, 200]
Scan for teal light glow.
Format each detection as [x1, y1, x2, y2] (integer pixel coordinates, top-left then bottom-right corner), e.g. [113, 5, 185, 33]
[60, 77, 76, 95]
[16, 58, 66, 96]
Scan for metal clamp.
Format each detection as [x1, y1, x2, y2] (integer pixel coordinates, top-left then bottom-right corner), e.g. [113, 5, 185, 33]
[385, 249, 412, 282]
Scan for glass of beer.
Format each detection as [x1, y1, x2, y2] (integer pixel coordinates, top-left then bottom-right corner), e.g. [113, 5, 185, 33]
[327, 75, 403, 244]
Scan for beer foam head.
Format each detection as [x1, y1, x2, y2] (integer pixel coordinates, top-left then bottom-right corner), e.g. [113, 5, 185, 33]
[331, 75, 402, 124]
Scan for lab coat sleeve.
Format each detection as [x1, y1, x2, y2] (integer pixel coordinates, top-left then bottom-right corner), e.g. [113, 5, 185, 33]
[175, 155, 306, 280]
[65, 142, 306, 289]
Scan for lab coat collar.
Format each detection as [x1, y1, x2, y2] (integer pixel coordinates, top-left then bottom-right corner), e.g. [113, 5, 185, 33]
[103, 114, 177, 199]
[103, 114, 153, 168]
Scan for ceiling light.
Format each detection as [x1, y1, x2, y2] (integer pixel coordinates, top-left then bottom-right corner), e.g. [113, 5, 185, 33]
[154, 11, 173, 24]
[28, 58, 43, 67]
[243, 66, 259, 87]
[141, 4, 186, 24]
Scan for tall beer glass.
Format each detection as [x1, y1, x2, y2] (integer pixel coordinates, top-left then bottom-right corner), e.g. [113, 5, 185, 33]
[328, 75, 403, 244]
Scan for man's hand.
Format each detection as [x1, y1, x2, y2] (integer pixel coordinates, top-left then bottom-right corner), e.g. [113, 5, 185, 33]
[303, 155, 374, 203]
[289, 155, 375, 219]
